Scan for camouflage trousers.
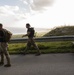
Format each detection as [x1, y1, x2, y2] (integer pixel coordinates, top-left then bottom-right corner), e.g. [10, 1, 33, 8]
[0, 42, 10, 64]
[25, 37, 40, 53]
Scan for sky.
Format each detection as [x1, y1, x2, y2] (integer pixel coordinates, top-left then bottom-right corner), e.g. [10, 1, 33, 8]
[0, 0, 74, 29]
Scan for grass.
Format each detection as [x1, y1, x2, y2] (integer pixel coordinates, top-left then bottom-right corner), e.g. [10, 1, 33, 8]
[8, 41, 74, 54]
[44, 26, 74, 36]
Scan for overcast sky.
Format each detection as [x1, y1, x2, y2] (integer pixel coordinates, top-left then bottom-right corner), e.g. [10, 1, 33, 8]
[0, 0, 74, 29]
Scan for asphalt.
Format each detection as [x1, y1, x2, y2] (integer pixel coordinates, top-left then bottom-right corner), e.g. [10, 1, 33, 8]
[0, 53, 74, 75]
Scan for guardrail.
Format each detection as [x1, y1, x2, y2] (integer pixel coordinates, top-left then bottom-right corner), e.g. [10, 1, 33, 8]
[10, 36, 74, 43]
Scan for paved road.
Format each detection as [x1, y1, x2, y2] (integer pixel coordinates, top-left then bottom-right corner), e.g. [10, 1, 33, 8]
[0, 53, 74, 75]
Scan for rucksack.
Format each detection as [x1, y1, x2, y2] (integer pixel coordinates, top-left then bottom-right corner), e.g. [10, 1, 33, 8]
[2, 29, 12, 42]
[28, 27, 35, 37]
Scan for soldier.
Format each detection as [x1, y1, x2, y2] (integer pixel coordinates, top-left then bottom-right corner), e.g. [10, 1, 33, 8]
[22, 23, 41, 56]
[0, 23, 11, 67]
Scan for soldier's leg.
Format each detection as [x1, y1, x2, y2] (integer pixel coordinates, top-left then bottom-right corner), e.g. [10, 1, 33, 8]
[24, 40, 31, 53]
[0, 51, 4, 64]
[1, 43, 11, 67]
[31, 39, 41, 55]
[0, 43, 4, 65]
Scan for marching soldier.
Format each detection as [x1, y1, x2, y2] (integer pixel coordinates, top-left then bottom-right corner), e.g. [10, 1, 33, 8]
[0, 23, 12, 67]
[22, 23, 41, 56]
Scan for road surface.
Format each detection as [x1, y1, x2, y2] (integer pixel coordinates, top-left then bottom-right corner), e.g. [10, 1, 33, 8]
[0, 53, 74, 75]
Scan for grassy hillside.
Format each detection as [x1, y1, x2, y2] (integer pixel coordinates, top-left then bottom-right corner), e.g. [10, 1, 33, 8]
[12, 34, 23, 38]
[44, 26, 74, 36]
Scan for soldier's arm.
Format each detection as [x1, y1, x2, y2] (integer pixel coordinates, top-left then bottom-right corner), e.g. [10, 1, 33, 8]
[22, 31, 30, 37]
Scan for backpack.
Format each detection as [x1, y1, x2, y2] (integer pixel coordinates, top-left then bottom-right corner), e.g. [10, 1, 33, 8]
[2, 29, 12, 42]
[28, 27, 35, 37]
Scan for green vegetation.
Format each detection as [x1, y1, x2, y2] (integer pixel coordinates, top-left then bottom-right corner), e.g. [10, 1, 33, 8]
[12, 34, 23, 38]
[35, 32, 48, 37]
[9, 26, 74, 54]
[44, 26, 74, 36]
[8, 41, 74, 54]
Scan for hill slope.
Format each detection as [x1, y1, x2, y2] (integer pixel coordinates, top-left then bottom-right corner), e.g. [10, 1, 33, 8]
[44, 26, 74, 36]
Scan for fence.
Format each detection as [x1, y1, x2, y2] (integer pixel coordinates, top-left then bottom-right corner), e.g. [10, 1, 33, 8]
[10, 36, 74, 43]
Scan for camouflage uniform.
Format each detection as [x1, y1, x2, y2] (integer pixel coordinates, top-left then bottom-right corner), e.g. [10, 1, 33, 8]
[25, 28, 40, 55]
[0, 29, 11, 65]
